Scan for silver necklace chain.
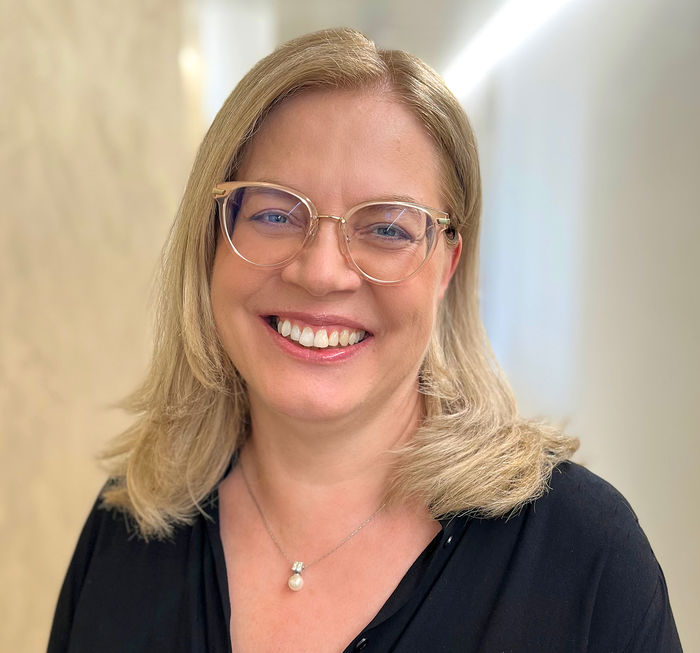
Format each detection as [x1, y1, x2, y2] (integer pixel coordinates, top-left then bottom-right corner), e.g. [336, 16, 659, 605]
[239, 463, 386, 573]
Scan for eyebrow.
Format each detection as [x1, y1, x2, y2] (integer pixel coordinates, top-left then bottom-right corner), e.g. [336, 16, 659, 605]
[250, 178, 423, 206]
[379, 193, 423, 205]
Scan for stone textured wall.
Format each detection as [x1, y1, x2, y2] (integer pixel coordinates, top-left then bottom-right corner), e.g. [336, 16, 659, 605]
[0, 1, 191, 650]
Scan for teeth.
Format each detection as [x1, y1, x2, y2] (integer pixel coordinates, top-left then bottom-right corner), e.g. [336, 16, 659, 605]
[299, 327, 315, 347]
[313, 329, 329, 348]
[273, 318, 367, 349]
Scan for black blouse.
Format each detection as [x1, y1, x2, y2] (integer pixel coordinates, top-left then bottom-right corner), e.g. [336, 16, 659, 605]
[48, 462, 682, 652]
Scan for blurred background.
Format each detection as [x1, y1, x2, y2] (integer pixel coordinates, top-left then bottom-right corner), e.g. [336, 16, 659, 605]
[1, 0, 698, 650]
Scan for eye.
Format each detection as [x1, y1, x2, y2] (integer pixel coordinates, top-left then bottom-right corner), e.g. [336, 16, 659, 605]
[369, 223, 413, 240]
[251, 211, 290, 224]
[246, 210, 308, 231]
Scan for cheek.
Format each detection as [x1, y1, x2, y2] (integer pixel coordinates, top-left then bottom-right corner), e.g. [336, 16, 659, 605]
[210, 245, 250, 359]
[382, 274, 442, 352]
[408, 266, 448, 350]
[210, 247, 233, 329]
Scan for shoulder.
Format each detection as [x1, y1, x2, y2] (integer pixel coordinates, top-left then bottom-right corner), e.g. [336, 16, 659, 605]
[536, 461, 645, 543]
[446, 463, 681, 651]
[49, 487, 222, 652]
[547, 460, 633, 512]
[76, 488, 215, 579]
[519, 461, 659, 584]
[522, 462, 679, 650]
[52, 490, 204, 615]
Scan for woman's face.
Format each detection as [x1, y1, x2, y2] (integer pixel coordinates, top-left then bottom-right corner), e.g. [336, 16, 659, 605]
[210, 88, 460, 425]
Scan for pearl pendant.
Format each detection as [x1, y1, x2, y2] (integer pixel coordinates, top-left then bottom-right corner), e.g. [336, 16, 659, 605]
[288, 573, 303, 591]
[288, 561, 304, 591]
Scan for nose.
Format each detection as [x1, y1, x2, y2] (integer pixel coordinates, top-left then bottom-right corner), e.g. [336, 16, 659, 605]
[279, 216, 363, 296]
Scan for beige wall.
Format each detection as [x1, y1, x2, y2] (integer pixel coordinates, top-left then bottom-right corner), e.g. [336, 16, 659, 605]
[0, 1, 191, 650]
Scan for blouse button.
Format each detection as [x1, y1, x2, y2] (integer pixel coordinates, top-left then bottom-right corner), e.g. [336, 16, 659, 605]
[443, 535, 453, 548]
[355, 637, 368, 650]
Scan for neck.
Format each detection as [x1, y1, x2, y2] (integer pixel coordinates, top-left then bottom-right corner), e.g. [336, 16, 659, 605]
[239, 382, 423, 525]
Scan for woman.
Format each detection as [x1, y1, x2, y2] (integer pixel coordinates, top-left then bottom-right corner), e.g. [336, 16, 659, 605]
[48, 28, 681, 652]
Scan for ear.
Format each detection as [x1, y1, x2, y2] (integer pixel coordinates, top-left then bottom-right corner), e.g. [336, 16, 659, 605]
[437, 233, 462, 302]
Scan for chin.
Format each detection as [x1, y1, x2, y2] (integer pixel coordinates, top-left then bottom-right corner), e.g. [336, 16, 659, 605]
[256, 382, 366, 425]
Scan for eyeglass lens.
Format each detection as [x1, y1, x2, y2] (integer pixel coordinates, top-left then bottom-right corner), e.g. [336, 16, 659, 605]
[223, 185, 436, 282]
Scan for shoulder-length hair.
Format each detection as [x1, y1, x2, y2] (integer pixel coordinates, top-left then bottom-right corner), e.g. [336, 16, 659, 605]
[101, 28, 578, 538]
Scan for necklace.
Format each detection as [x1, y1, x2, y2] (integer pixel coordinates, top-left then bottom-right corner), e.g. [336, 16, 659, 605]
[239, 463, 386, 592]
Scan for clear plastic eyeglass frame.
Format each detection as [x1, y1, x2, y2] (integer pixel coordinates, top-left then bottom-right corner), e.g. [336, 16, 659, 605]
[212, 181, 455, 285]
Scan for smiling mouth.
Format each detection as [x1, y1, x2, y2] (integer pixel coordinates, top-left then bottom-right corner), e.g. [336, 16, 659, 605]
[266, 316, 370, 349]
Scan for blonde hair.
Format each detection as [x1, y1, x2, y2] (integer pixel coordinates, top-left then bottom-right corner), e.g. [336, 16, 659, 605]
[101, 28, 578, 538]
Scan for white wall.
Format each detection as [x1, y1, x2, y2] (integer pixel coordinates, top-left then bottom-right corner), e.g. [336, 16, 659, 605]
[469, 0, 700, 647]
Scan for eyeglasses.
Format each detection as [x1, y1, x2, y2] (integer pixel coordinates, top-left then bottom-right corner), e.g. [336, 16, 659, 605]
[212, 181, 453, 284]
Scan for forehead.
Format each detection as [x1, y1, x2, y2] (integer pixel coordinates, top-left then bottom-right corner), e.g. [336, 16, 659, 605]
[236, 88, 445, 210]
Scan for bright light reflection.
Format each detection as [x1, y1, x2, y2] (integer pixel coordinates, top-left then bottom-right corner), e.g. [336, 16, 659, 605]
[178, 46, 203, 80]
[444, 0, 576, 98]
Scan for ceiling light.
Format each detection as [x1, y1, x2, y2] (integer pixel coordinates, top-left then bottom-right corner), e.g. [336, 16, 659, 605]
[443, 0, 576, 98]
